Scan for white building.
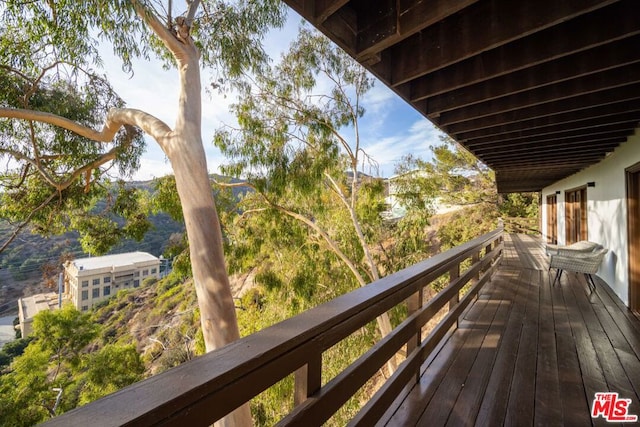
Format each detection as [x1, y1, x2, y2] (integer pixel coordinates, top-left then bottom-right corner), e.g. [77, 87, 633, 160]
[541, 130, 640, 310]
[17, 292, 60, 337]
[64, 252, 160, 311]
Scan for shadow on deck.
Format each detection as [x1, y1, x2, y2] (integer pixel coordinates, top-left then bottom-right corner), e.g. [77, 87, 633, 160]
[382, 234, 640, 426]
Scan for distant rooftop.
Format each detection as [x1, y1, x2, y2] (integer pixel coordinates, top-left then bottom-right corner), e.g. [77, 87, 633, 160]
[19, 292, 59, 321]
[73, 252, 158, 271]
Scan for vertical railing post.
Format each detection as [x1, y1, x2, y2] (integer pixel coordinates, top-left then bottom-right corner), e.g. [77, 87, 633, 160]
[484, 242, 493, 278]
[449, 263, 460, 328]
[406, 287, 424, 383]
[294, 353, 322, 406]
[472, 250, 481, 302]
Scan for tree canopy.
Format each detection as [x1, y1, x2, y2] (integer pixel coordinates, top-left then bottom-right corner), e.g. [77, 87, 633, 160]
[0, 305, 144, 425]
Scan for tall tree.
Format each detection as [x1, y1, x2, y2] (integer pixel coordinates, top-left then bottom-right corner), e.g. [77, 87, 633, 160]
[0, 1, 283, 336]
[0, 4, 285, 423]
[407, 136, 538, 249]
[216, 28, 405, 339]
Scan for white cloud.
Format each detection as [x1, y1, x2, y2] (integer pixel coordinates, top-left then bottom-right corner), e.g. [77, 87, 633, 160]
[363, 119, 444, 177]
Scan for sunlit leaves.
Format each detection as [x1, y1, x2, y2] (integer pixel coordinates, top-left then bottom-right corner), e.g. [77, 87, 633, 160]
[0, 307, 144, 424]
[0, 0, 284, 258]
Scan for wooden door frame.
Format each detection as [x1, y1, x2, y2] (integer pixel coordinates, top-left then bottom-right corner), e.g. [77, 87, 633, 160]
[565, 186, 588, 244]
[546, 194, 558, 244]
[626, 162, 640, 314]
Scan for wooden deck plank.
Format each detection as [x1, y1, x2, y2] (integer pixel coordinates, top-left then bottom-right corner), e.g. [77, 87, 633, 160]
[385, 234, 640, 426]
[383, 299, 489, 425]
[534, 269, 563, 427]
[579, 287, 640, 420]
[415, 300, 497, 425]
[503, 268, 540, 426]
[444, 302, 512, 427]
[549, 270, 594, 427]
[474, 269, 530, 427]
[559, 272, 609, 427]
[415, 274, 514, 426]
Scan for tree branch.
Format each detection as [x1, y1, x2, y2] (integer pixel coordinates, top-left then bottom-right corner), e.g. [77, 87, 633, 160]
[185, 0, 201, 27]
[131, 0, 189, 58]
[0, 191, 58, 254]
[265, 199, 368, 286]
[0, 107, 171, 146]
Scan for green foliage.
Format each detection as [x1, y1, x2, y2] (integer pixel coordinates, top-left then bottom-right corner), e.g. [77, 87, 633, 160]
[0, 305, 146, 424]
[142, 276, 159, 287]
[0, 337, 33, 367]
[405, 136, 538, 251]
[437, 206, 499, 250]
[151, 175, 185, 223]
[217, 27, 431, 312]
[0, 0, 285, 260]
[77, 345, 145, 405]
[32, 305, 99, 364]
[500, 192, 540, 218]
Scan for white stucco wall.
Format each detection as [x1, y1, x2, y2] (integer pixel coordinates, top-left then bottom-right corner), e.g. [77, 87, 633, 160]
[541, 129, 640, 305]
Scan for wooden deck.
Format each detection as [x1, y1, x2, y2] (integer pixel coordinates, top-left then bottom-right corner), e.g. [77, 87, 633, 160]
[382, 234, 640, 426]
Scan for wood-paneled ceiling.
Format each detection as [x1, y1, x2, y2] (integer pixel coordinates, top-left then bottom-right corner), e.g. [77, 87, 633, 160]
[281, 0, 640, 192]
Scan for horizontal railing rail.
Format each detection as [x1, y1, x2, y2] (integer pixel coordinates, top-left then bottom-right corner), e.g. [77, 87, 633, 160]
[503, 216, 540, 235]
[44, 227, 504, 427]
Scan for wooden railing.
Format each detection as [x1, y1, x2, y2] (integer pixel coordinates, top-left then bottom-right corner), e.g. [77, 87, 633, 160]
[43, 228, 504, 426]
[503, 216, 540, 235]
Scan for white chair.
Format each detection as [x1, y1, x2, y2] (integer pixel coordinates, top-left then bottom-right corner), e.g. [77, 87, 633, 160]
[548, 241, 608, 292]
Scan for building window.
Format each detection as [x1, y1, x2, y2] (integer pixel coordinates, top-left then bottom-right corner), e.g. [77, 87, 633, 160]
[104, 285, 111, 296]
[151, 268, 157, 274]
[103, 276, 111, 283]
[134, 271, 140, 277]
[134, 279, 140, 288]
[143, 269, 149, 276]
[81, 290, 88, 301]
[92, 288, 100, 298]
[92, 278, 100, 286]
[124, 282, 129, 287]
[81, 305, 88, 311]
[82, 280, 89, 288]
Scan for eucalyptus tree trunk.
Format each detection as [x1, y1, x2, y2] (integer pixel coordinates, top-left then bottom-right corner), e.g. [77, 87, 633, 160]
[165, 37, 241, 353]
[156, 23, 251, 427]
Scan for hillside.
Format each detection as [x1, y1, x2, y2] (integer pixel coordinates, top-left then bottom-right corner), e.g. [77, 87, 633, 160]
[0, 210, 184, 310]
[89, 270, 256, 375]
[0, 175, 251, 310]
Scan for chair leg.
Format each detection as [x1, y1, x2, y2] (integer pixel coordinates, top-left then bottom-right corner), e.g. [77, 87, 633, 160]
[585, 273, 597, 293]
[552, 269, 563, 286]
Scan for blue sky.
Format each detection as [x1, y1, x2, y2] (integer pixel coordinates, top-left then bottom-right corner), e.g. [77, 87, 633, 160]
[100, 9, 443, 181]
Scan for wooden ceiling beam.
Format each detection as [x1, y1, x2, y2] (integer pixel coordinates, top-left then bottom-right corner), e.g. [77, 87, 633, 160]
[321, 7, 358, 56]
[455, 104, 640, 141]
[421, 38, 640, 114]
[379, 0, 617, 86]
[475, 134, 626, 154]
[475, 138, 625, 159]
[465, 121, 639, 147]
[445, 87, 640, 134]
[406, 1, 640, 100]
[281, 0, 640, 192]
[315, 0, 350, 24]
[487, 155, 605, 169]
[436, 63, 640, 126]
[480, 146, 622, 162]
[354, 0, 478, 62]
[481, 150, 620, 168]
